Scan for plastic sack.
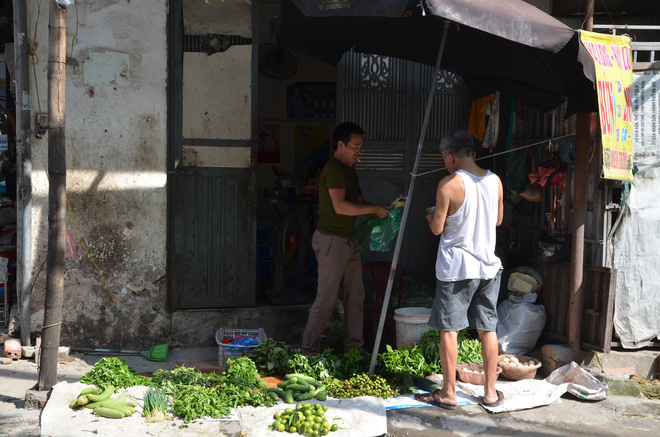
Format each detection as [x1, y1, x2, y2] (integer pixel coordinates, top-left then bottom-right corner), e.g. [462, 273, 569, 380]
[507, 266, 543, 295]
[497, 293, 546, 355]
[352, 207, 402, 253]
[545, 361, 609, 401]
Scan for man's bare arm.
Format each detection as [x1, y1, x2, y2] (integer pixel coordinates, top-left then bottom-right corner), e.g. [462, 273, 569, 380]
[428, 177, 453, 235]
[329, 188, 390, 218]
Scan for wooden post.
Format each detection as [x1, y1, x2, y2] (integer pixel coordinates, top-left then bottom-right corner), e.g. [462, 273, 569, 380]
[568, 0, 594, 352]
[38, 0, 67, 392]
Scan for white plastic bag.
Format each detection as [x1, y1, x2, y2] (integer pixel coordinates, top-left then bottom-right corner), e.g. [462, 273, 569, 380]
[545, 361, 609, 400]
[496, 293, 546, 355]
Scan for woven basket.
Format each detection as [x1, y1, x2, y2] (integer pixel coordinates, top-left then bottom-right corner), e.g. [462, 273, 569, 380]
[498, 354, 542, 380]
[456, 363, 502, 385]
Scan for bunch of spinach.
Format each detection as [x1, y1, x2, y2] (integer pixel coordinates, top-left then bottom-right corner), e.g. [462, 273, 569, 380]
[151, 357, 274, 422]
[79, 357, 143, 390]
[247, 338, 294, 376]
[420, 328, 483, 369]
[376, 344, 440, 377]
[286, 349, 338, 381]
[335, 348, 370, 380]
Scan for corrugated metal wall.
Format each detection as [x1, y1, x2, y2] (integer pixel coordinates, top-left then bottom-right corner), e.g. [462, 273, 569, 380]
[339, 51, 471, 286]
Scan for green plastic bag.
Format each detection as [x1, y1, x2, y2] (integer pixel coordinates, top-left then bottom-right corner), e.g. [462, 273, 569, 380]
[352, 208, 402, 253]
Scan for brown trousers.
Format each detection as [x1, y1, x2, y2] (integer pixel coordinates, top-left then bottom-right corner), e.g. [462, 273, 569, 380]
[302, 231, 364, 353]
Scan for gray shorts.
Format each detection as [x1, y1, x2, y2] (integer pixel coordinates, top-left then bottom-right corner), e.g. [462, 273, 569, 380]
[428, 269, 502, 332]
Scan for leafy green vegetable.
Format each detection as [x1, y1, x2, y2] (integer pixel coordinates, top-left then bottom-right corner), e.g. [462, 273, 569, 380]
[335, 348, 369, 380]
[247, 338, 294, 376]
[286, 349, 338, 381]
[143, 386, 171, 418]
[224, 356, 266, 389]
[420, 329, 483, 369]
[79, 357, 143, 390]
[376, 344, 440, 377]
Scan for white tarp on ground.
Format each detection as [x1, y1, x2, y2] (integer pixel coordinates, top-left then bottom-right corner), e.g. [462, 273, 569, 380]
[41, 382, 388, 437]
[237, 396, 388, 436]
[612, 71, 660, 348]
[41, 382, 236, 437]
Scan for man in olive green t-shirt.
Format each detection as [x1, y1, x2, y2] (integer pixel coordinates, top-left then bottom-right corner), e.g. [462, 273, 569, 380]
[302, 122, 390, 356]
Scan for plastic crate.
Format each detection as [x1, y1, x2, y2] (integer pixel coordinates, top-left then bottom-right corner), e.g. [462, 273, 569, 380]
[215, 328, 267, 367]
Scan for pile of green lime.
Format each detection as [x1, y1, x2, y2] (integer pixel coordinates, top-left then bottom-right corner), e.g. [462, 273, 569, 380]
[268, 402, 339, 435]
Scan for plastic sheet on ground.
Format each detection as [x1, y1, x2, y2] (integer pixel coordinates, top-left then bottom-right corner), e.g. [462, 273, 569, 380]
[41, 382, 235, 437]
[457, 361, 609, 414]
[457, 379, 567, 414]
[236, 396, 387, 436]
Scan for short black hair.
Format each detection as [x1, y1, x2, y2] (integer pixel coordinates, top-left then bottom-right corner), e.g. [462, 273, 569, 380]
[332, 122, 364, 150]
[439, 130, 477, 158]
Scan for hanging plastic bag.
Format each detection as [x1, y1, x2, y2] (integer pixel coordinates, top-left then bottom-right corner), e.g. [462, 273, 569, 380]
[505, 151, 528, 204]
[497, 293, 546, 355]
[369, 208, 401, 252]
[352, 207, 402, 253]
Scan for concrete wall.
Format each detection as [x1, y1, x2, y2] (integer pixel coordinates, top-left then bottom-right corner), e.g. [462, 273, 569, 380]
[26, 0, 169, 348]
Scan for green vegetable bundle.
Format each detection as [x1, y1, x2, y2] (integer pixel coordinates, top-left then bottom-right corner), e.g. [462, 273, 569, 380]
[79, 357, 143, 390]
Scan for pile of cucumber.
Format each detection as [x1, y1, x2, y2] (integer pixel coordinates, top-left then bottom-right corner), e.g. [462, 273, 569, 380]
[69, 386, 136, 419]
[264, 374, 328, 403]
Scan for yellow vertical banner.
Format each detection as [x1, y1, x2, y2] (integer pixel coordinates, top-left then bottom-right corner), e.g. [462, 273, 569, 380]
[580, 31, 634, 181]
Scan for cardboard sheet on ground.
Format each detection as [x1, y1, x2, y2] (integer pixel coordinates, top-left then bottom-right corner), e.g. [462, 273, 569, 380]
[457, 379, 567, 413]
[41, 382, 236, 437]
[236, 396, 388, 436]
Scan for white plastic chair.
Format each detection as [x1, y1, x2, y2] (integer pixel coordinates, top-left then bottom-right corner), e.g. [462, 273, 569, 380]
[0, 257, 8, 328]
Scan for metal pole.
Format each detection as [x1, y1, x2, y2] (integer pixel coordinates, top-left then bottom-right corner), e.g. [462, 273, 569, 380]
[369, 21, 450, 374]
[568, 0, 594, 352]
[14, 0, 34, 347]
[38, 0, 67, 391]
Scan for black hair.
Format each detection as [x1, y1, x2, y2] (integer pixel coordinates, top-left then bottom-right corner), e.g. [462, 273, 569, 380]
[332, 122, 364, 150]
[439, 130, 477, 158]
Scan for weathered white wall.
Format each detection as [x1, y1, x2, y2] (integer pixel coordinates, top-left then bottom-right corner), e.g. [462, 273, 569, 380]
[27, 0, 169, 348]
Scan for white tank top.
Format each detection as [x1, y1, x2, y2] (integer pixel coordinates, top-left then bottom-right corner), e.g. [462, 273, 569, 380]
[435, 169, 502, 281]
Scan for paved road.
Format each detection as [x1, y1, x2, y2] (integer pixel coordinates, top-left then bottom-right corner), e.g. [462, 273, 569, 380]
[1, 350, 658, 437]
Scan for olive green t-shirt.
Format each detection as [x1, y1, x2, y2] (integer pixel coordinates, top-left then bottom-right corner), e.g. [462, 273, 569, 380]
[316, 157, 362, 238]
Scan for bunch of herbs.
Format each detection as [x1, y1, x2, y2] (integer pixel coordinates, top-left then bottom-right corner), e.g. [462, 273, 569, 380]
[286, 349, 338, 381]
[79, 357, 143, 390]
[420, 328, 483, 370]
[247, 338, 294, 376]
[335, 348, 370, 380]
[376, 344, 439, 377]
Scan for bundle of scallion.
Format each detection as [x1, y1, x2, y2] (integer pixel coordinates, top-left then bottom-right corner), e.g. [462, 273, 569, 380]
[143, 387, 171, 422]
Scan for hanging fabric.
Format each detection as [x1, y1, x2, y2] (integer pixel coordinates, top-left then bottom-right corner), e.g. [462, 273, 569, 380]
[467, 93, 496, 141]
[482, 91, 500, 150]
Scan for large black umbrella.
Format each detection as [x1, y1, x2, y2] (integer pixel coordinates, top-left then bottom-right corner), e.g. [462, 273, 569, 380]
[276, 0, 597, 113]
[275, 0, 597, 372]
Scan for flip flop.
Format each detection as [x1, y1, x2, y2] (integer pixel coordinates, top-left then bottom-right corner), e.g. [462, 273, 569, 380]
[414, 391, 457, 410]
[477, 390, 505, 408]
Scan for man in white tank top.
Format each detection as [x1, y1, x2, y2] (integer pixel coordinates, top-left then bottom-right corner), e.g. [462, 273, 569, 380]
[415, 131, 504, 409]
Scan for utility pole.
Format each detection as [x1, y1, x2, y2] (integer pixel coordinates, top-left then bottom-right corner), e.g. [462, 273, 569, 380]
[568, 0, 595, 352]
[14, 0, 34, 349]
[38, 0, 67, 391]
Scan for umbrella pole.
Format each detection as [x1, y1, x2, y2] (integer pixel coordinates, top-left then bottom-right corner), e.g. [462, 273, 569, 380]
[369, 21, 451, 375]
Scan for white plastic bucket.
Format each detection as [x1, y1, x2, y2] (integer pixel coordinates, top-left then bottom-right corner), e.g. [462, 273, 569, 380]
[392, 307, 432, 348]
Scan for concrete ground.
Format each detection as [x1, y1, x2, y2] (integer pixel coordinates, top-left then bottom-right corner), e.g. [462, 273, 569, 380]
[1, 340, 659, 437]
